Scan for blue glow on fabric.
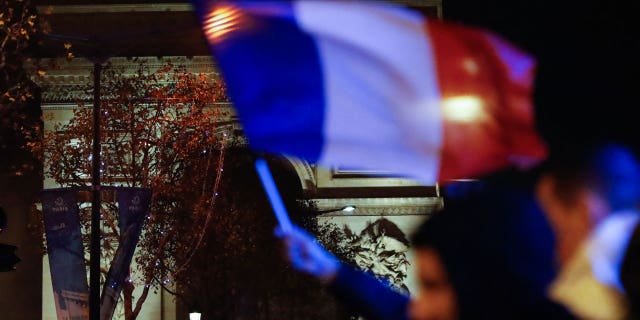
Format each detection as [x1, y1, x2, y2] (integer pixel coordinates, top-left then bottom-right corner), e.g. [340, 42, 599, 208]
[211, 3, 326, 161]
[592, 145, 640, 211]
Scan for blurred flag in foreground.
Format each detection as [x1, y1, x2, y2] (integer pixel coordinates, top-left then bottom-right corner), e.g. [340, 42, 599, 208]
[192, 0, 547, 184]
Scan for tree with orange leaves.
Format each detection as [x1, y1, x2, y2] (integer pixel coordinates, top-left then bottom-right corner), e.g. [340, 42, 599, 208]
[32, 60, 230, 319]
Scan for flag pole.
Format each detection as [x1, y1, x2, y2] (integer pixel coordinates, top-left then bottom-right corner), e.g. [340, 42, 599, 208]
[254, 158, 293, 233]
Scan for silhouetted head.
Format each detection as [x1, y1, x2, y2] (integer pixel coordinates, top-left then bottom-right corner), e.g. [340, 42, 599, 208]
[536, 142, 640, 265]
[410, 177, 568, 319]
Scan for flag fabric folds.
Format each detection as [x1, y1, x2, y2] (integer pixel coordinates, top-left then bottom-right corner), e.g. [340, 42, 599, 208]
[194, 0, 547, 184]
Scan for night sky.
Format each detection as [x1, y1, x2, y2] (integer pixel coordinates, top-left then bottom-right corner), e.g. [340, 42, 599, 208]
[444, 0, 640, 154]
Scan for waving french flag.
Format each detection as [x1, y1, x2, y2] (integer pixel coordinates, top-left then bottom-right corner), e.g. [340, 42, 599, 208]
[193, 0, 547, 184]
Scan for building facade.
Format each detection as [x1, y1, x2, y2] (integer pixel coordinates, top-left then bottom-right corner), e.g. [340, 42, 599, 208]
[36, 1, 443, 318]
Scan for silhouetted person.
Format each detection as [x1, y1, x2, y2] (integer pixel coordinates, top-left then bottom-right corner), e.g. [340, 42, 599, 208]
[279, 142, 640, 320]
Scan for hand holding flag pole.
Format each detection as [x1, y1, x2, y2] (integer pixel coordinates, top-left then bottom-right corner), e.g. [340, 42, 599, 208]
[254, 157, 293, 233]
[254, 157, 340, 281]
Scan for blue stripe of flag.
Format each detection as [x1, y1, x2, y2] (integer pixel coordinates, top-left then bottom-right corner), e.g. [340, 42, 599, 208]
[211, 3, 325, 161]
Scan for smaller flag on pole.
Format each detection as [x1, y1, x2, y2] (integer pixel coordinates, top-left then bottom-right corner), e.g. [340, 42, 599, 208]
[101, 187, 152, 320]
[41, 188, 89, 320]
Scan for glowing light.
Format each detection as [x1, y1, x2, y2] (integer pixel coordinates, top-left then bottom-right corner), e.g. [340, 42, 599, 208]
[442, 96, 486, 123]
[342, 205, 356, 212]
[462, 58, 479, 75]
[203, 5, 243, 44]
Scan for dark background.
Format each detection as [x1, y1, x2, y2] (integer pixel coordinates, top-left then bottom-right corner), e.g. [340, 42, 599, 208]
[443, 0, 640, 154]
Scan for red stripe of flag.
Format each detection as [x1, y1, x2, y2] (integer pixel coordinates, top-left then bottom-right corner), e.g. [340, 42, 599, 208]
[427, 20, 548, 181]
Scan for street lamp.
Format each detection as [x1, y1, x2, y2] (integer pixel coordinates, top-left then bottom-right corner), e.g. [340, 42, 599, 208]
[316, 205, 356, 214]
[341, 205, 356, 213]
[44, 32, 110, 320]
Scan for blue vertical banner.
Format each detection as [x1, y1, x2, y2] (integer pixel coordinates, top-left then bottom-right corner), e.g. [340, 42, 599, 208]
[100, 187, 152, 320]
[41, 188, 89, 320]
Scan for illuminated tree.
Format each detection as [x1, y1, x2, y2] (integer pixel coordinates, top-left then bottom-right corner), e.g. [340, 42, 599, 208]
[33, 59, 359, 319]
[32, 60, 229, 319]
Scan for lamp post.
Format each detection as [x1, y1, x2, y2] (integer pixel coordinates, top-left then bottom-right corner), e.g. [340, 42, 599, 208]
[89, 59, 105, 320]
[43, 32, 109, 320]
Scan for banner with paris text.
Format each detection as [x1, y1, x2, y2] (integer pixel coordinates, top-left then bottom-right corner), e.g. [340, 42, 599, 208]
[41, 188, 89, 320]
